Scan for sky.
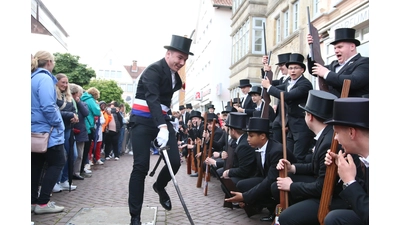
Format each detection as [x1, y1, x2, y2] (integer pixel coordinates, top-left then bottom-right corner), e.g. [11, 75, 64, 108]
[32, 0, 200, 68]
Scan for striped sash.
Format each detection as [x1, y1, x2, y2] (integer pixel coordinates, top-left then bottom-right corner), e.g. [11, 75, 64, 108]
[131, 98, 169, 118]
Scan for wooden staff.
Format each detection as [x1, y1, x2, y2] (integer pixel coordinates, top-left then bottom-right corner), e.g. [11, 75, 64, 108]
[197, 112, 208, 188]
[186, 138, 192, 174]
[307, 6, 329, 92]
[272, 91, 288, 225]
[204, 118, 217, 196]
[317, 79, 351, 225]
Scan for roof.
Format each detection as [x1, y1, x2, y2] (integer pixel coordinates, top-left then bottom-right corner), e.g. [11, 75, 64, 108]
[124, 65, 146, 80]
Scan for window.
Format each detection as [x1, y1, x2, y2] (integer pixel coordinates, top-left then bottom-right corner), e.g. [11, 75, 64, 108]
[98, 70, 104, 78]
[116, 71, 122, 78]
[292, 1, 299, 31]
[111, 70, 116, 78]
[275, 16, 281, 44]
[283, 10, 289, 38]
[231, 19, 250, 64]
[232, 0, 244, 14]
[127, 84, 133, 92]
[119, 83, 126, 91]
[313, 0, 321, 17]
[104, 70, 110, 78]
[252, 17, 266, 54]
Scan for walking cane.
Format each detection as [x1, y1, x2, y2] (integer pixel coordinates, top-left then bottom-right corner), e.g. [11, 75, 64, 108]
[154, 142, 195, 225]
[149, 154, 163, 177]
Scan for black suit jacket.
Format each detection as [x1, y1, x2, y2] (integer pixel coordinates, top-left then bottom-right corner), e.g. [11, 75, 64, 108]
[229, 133, 257, 178]
[184, 111, 191, 125]
[242, 94, 256, 111]
[307, 53, 369, 97]
[242, 139, 297, 204]
[133, 58, 182, 127]
[289, 125, 334, 199]
[267, 75, 313, 133]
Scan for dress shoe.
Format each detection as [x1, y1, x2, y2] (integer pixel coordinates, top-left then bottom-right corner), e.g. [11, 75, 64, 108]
[130, 215, 141, 225]
[190, 173, 198, 177]
[72, 174, 84, 180]
[260, 215, 275, 222]
[152, 183, 172, 211]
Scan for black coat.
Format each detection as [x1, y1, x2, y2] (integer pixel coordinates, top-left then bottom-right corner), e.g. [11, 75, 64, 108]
[307, 53, 369, 97]
[242, 139, 296, 204]
[228, 133, 257, 179]
[133, 58, 182, 127]
[242, 94, 257, 111]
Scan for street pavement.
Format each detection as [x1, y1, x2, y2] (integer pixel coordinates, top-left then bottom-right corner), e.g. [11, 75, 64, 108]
[31, 152, 271, 225]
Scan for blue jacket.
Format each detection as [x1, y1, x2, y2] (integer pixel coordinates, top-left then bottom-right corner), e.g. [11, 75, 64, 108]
[80, 92, 101, 134]
[31, 68, 65, 148]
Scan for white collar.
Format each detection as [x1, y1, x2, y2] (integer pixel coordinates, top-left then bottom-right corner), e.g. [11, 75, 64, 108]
[255, 140, 268, 153]
[359, 155, 369, 168]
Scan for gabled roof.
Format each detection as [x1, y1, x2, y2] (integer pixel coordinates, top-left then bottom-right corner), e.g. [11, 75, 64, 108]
[124, 65, 146, 79]
[212, 0, 232, 7]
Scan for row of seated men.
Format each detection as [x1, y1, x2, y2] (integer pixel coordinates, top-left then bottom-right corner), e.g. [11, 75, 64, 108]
[176, 90, 368, 225]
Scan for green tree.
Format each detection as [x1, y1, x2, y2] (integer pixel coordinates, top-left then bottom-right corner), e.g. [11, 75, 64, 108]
[84, 79, 126, 106]
[53, 52, 96, 87]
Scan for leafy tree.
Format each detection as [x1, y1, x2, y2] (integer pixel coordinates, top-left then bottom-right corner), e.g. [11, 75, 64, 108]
[53, 52, 96, 87]
[83, 79, 126, 107]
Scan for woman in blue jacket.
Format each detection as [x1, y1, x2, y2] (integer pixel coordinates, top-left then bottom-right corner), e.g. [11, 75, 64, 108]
[31, 51, 66, 214]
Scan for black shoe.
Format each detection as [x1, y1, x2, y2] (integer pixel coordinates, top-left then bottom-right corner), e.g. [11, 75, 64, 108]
[153, 182, 172, 211]
[80, 172, 92, 178]
[190, 173, 198, 177]
[72, 174, 84, 180]
[130, 215, 141, 225]
[260, 215, 275, 222]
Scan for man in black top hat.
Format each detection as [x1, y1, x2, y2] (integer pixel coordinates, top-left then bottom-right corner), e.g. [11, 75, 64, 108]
[261, 53, 291, 144]
[128, 34, 194, 225]
[235, 79, 257, 114]
[271, 90, 338, 224]
[207, 104, 215, 113]
[261, 53, 315, 163]
[225, 117, 297, 221]
[183, 103, 192, 125]
[307, 28, 369, 97]
[323, 97, 369, 225]
[221, 112, 256, 184]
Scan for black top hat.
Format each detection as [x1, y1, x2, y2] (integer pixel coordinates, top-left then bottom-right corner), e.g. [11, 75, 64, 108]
[238, 79, 252, 88]
[325, 98, 369, 129]
[248, 86, 262, 96]
[179, 105, 185, 110]
[275, 53, 291, 65]
[298, 90, 338, 120]
[285, 53, 306, 71]
[221, 106, 233, 114]
[185, 103, 193, 109]
[330, 28, 360, 46]
[206, 113, 218, 121]
[232, 98, 241, 104]
[164, 35, 194, 56]
[189, 110, 203, 120]
[243, 117, 270, 134]
[207, 104, 215, 109]
[225, 112, 248, 130]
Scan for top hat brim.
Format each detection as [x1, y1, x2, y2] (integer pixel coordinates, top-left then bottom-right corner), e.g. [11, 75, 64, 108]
[164, 46, 194, 56]
[324, 119, 368, 129]
[330, 39, 360, 47]
[285, 62, 306, 71]
[238, 84, 252, 88]
[299, 104, 330, 120]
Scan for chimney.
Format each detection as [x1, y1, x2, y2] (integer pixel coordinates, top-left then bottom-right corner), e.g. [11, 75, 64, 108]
[131, 60, 138, 72]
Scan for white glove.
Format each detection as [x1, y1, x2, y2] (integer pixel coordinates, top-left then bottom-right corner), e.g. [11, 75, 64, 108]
[170, 118, 179, 133]
[156, 128, 169, 148]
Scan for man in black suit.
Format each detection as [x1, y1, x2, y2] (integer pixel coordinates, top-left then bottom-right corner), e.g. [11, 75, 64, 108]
[324, 98, 369, 225]
[270, 90, 338, 224]
[234, 79, 256, 114]
[307, 28, 369, 97]
[225, 117, 297, 221]
[184, 103, 193, 125]
[261, 53, 315, 163]
[179, 105, 186, 123]
[128, 35, 194, 225]
[221, 112, 256, 184]
[261, 53, 291, 143]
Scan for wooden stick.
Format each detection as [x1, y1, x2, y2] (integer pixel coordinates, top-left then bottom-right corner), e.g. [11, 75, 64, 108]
[204, 118, 217, 196]
[272, 92, 288, 225]
[317, 79, 351, 225]
[197, 112, 208, 188]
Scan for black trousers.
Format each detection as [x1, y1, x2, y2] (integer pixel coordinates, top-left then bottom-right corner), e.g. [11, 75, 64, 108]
[81, 132, 94, 173]
[104, 131, 120, 158]
[128, 119, 180, 218]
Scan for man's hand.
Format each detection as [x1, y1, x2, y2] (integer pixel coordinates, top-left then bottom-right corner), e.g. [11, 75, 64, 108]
[221, 151, 228, 159]
[312, 62, 329, 78]
[170, 118, 179, 133]
[336, 150, 357, 183]
[222, 169, 230, 179]
[276, 159, 295, 173]
[307, 34, 313, 44]
[261, 77, 271, 89]
[225, 191, 244, 203]
[156, 127, 169, 147]
[205, 157, 216, 166]
[276, 177, 293, 191]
